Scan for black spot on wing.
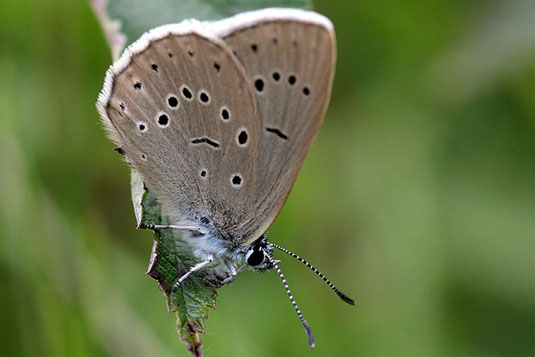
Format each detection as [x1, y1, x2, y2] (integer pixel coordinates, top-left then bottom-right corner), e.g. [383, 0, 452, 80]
[266, 127, 288, 140]
[191, 137, 219, 148]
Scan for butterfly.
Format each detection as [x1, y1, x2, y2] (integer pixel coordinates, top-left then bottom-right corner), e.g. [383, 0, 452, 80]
[97, 8, 354, 347]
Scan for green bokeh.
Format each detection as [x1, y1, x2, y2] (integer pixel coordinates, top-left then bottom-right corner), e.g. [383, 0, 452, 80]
[1, 1, 535, 356]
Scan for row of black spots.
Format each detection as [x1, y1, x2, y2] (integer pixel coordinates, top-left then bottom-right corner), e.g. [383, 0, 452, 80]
[266, 72, 311, 97]
[179, 85, 211, 105]
[148, 45, 189, 71]
[269, 37, 297, 47]
[166, 50, 195, 59]
[198, 169, 243, 188]
[191, 137, 220, 148]
[266, 38, 297, 47]
[136, 112, 170, 132]
[113, 146, 147, 162]
[269, 71, 295, 85]
[286, 74, 311, 96]
[266, 127, 288, 140]
[253, 74, 297, 92]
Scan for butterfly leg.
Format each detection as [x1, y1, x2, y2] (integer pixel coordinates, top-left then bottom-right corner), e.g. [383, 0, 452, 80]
[172, 255, 214, 291]
[221, 263, 241, 284]
[138, 223, 201, 232]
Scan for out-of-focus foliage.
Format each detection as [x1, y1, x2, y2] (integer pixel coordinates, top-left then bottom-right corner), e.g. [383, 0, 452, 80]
[1, 0, 534, 356]
[92, 0, 311, 60]
[103, 0, 310, 52]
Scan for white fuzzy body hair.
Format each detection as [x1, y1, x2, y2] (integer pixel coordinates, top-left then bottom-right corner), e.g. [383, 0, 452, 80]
[182, 230, 248, 263]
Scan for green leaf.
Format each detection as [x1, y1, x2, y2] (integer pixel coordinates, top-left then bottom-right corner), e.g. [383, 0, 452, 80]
[91, 0, 311, 59]
[131, 170, 220, 356]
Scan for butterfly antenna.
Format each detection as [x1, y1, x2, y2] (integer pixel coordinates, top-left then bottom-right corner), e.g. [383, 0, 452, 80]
[266, 255, 315, 348]
[269, 243, 355, 305]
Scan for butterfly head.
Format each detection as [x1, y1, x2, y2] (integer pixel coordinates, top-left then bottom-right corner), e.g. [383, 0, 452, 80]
[244, 236, 274, 271]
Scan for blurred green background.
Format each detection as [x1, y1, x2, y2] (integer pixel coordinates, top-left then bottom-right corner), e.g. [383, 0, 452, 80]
[2, 0, 535, 356]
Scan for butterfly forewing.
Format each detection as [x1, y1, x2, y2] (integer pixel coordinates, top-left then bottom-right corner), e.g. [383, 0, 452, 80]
[209, 10, 336, 244]
[98, 25, 261, 232]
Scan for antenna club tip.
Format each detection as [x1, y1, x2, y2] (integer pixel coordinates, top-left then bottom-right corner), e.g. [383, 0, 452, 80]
[304, 324, 315, 348]
[339, 292, 356, 305]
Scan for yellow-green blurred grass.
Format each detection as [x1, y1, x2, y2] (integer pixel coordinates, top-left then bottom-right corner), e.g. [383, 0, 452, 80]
[1, 0, 535, 356]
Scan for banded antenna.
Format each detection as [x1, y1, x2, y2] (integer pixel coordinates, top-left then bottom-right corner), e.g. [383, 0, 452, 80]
[265, 254, 315, 348]
[270, 243, 355, 305]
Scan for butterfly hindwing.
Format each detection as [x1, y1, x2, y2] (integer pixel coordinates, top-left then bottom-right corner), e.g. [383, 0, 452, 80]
[208, 9, 336, 244]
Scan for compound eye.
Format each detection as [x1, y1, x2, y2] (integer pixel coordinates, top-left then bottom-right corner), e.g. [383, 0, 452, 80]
[246, 248, 265, 266]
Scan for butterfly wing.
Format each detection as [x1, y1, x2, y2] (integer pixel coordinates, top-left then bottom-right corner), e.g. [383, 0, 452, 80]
[97, 23, 262, 234]
[207, 9, 336, 245]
